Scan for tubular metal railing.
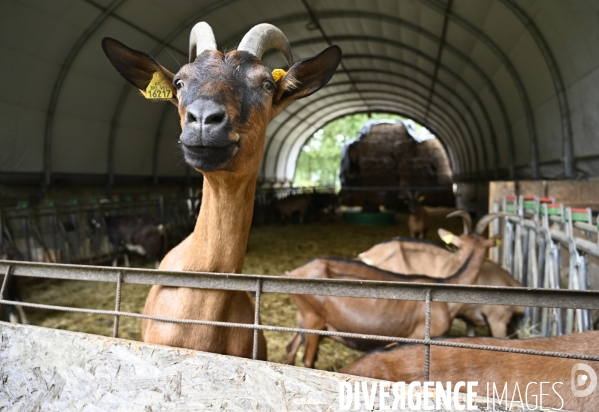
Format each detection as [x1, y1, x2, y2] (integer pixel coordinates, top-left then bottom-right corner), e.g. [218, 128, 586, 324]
[2, 259, 599, 382]
[0, 187, 335, 265]
[493, 194, 599, 336]
[0, 195, 194, 265]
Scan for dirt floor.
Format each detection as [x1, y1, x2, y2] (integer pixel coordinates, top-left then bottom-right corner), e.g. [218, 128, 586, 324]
[19, 207, 471, 372]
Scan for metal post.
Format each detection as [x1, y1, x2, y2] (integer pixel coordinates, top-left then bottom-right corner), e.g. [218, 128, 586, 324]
[50, 209, 59, 263]
[424, 289, 432, 382]
[552, 244, 563, 335]
[533, 235, 546, 327]
[113, 271, 123, 338]
[0, 265, 13, 301]
[0, 209, 3, 244]
[23, 215, 32, 262]
[252, 278, 262, 360]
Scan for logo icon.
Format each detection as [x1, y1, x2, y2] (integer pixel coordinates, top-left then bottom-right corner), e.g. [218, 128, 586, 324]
[571, 363, 597, 398]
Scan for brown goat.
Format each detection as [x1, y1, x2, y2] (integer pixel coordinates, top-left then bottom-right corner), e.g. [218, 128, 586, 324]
[340, 331, 599, 411]
[285, 218, 501, 368]
[359, 212, 523, 338]
[406, 191, 430, 239]
[102, 23, 341, 359]
[271, 193, 313, 223]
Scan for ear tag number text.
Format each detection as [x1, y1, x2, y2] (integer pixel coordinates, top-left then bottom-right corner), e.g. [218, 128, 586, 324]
[140, 72, 173, 99]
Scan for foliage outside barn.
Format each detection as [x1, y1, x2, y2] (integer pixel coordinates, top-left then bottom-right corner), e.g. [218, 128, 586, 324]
[294, 113, 455, 210]
[339, 119, 455, 210]
[293, 113, 404, 189]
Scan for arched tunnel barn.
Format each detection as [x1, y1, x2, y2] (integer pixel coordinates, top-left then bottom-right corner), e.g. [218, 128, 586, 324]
[2, 0, 599, 195]
[3, 2, 599, 410]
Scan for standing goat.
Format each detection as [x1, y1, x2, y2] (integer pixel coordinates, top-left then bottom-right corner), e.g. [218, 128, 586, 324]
[285, 213, 502, 368]
[359, 210, 523, 337]
[406, 191, 429, 239]
[271, 193, 313, 224]
[340, 331, 599, 411]
[102, 23, 341, 358]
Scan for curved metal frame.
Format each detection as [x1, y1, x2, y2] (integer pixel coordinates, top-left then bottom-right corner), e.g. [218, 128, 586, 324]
[224, 14, 517, 177]
[264, 82, 469, 178]
[283, 99, 462, 182]
[266, 84, 470, 178]
[275, 93, 465, 178]
[265, 77, 481, 180]
[291, 34, 518, 173]
[499, 0, 573, 177]
[280, 104, 464, 184]
[266, 63, 492, 181]
[342, 54, 501, 176]
[420, 0, 539, 177]
[42, 0, 124, 185]
[42, 1, 569, 185]
[271, 91, 471, 181]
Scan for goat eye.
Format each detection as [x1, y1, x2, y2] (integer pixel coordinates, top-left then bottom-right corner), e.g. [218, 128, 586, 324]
[175, 79, 184, 90]
[262, 81, 274, 92]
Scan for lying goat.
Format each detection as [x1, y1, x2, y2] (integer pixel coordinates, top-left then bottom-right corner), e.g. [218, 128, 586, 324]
[92, 215, 166, 267]
[359, 210, 523, 337]
[406, 191, 429, 239]
[285, 213, 502, 368]
[340, 331, 599, 411]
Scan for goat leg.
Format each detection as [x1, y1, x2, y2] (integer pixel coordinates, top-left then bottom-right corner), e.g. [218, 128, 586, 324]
[301, 314, 326, 368]
[285, 333, 302, 365]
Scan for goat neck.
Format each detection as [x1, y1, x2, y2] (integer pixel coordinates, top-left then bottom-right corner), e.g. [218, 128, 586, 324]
[442, 234, 494, 318]
[186, 171, 257, 273]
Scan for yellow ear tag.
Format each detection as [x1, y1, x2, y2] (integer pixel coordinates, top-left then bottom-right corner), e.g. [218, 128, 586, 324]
[140, 72, 173, 99]
[442, 234, 454, 244]
[272, 69, 287, 83]
[495, 239, 502, 247]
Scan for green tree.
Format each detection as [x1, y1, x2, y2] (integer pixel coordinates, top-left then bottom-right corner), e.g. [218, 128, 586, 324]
[293, 113, 405, 189]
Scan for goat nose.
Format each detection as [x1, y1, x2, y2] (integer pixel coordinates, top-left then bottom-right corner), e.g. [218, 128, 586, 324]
[185, 100, 228, 129]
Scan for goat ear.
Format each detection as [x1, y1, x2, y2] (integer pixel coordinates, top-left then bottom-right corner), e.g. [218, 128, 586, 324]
[102, 38, 177, 106]
[274, 45, 341, 108]
[438, 228, 462, 247]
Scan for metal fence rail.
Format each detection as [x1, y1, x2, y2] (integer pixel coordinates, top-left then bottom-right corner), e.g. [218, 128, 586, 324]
[0, 195, 194, 265]
[493, 194, 599, 337]
[2, 259, 599, 381]
[0, 187, 335, 264]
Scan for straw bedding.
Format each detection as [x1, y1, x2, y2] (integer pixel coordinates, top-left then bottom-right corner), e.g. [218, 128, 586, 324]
[19, 207, 471, 371]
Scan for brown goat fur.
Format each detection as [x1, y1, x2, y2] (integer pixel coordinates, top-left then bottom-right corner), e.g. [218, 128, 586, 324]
[285, 230, 499, 368]
[340, 331, 599, 411]
[102, 25, 341, 359]
[358, 238, 524, 337]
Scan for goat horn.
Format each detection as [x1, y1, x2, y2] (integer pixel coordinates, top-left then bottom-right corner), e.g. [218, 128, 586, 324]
[237, 23, 293, 66]
[189, 22, 217, 63]
[474, 212, 509, 234]
[446, 210, 472, 235]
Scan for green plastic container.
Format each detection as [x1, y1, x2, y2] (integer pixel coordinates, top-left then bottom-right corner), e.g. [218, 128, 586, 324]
[342, 211, 396, 227]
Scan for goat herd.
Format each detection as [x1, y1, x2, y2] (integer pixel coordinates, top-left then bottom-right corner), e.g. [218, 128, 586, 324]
[1, 21, 596, 409]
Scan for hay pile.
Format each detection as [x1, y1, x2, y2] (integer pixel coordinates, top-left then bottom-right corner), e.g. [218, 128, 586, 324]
[20, 207, 466, 372]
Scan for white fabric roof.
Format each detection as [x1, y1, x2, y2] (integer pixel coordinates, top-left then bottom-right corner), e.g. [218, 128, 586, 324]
[2, 0, 598, 186]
